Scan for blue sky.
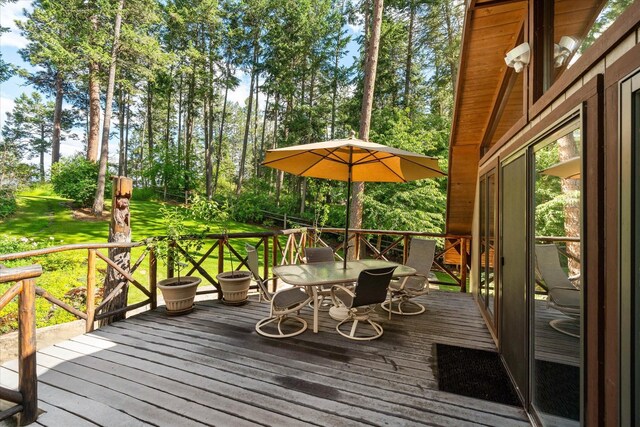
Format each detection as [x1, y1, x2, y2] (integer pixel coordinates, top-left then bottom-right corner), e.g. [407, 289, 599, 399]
[0, 1, 362, 167]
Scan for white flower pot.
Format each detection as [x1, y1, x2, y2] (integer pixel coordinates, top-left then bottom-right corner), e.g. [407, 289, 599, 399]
[157, 276, 201, 315]
[217, 271, 252, 305]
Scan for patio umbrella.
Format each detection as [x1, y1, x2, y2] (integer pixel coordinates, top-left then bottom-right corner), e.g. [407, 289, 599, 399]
[262, 136, 446, 269]
[540, 157, 581, 179]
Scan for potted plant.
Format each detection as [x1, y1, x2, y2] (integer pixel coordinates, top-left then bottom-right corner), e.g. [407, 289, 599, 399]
[155, 204, 202, 315]
[189, 194, 251, 305]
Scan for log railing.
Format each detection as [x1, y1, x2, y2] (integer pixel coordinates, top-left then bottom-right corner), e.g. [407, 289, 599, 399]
[0, 265, 42, 425]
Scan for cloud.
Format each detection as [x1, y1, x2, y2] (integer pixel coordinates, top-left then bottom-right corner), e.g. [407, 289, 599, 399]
[0, 1, 31, 49]
[227, 72, 250, 105]
[0, 96, 15, 128]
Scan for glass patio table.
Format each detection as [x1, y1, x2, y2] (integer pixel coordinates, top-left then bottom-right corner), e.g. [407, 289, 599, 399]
[272, 259, 417, 333]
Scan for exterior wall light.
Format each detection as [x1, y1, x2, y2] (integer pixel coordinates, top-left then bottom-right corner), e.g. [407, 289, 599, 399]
[504, 42, 530, 73]
[554, 36, 580, 68]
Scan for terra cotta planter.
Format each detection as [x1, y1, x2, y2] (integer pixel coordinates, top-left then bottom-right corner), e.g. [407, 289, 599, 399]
[157, 276, 201, 315]
[216, 271, 252, 305]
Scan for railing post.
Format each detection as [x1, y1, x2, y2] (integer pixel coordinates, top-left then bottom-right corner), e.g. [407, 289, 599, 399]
[403, 235, 409, 264]
[460, 238, 468, 293]
[149, 247, 157, 309]
[263, 237, 269, 283]
[86, 249, 96, 332]
[18, 278, 37, 425]
[354, 232, 361, 260]
[272, 235, 278, 292]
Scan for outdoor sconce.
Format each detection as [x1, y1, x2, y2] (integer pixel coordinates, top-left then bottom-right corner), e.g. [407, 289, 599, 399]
[504, 42, 530, 73]
[554, 36, 579, 68]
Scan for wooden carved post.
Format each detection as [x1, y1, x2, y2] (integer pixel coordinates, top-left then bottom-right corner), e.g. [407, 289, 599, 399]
[100, 177, 132, 325]
[18, 278, 37, 425]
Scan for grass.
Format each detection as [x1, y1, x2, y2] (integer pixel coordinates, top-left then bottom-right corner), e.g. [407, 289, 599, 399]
[0, 185, 272, 333]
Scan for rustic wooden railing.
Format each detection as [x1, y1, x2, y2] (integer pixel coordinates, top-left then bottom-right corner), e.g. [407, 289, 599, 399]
[0, 265, 42, 425]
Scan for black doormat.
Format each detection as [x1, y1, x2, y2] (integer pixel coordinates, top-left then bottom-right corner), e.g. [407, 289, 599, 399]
[433, 343, 521, 406]
[534, 359, 579, 421]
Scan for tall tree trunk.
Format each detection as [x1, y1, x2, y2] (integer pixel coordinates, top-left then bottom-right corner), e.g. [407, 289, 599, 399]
[147, 80, 155, 186]
[118, 86, 125, 176]
[93, 0, 125, 216]
[403, 0, 415, 110]
[124, 93, 130, 176]
[87, 60, 100, 161]
[236, 42, 257, 195]
[349, 0, 383, 259]
[330, 20, 342, 139]
[184, 72, 195, 194]
[214, 58, 231, 193]
[558, 134, 581, 276]
[39, 124, 45, 183]
[86, 6, 101, 162]
[51, 72, 64, 164]
[176, 72, 184, 174]
[252, 74, 259, 179]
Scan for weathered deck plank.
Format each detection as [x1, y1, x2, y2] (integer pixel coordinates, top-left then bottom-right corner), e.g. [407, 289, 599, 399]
[1, 290, 531, 426]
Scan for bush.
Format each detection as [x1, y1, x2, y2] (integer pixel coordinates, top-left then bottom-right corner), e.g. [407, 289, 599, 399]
[0, 189, 17, 218]
[51, 155, 99, 207]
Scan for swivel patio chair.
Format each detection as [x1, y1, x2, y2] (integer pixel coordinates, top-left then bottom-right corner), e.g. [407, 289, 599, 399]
[303, 246, 336, 311]
[535, 243, 581, 338]
[246, 244, 313, 338]
[330, 266, 396, 341]
[381, 238, 436, 318]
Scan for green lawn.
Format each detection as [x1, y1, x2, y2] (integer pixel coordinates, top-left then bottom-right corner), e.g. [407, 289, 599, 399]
[0, 186, 272, 333]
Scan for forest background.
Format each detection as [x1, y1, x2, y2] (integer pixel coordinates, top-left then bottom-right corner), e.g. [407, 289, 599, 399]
[1, 0, 463, 235]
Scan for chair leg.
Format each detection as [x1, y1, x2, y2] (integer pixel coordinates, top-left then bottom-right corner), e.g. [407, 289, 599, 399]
[256, 315, 308, 338]
[381, 297, 425, 316]
[336, 316, 384, 341]
[549, 318, 580, 338]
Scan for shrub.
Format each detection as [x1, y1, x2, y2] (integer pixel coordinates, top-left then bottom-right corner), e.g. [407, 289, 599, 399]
[51, 155, 99, 207]
[0, 189, 17, 218]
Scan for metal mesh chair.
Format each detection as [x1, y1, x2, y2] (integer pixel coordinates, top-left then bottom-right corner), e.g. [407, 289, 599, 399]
[246, 245, 312, 338]
[535, 244, 581, 338]
[381, 239, 435, 317]
[331, 266, 396, 341]
[303, 247, 335, 311]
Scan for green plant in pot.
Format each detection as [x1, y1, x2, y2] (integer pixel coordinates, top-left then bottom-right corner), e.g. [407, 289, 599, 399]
[155, 205, 203, 315]
[203, 199, 252, 305]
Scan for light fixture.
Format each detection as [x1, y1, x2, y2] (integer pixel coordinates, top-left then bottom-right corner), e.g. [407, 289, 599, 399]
[554, 36, 579, 68]
[504, 42, 530, 73]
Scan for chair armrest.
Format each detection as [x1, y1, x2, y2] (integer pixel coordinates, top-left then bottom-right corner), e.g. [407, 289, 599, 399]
[330, 284, 355, 297]
[392, 273, 429, 291]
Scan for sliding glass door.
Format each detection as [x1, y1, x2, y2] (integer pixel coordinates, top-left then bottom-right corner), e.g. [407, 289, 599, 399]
[620, 71, 640, 427]
[531, 122, 582, 426]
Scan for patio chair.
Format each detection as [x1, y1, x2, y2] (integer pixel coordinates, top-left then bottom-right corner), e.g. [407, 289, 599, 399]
[330, 266, 396, 341]
[246, 244, 313, 338]
[303, 246, 336, 311]
[535, 243, 581, 338]
[381, 238, 436, 318]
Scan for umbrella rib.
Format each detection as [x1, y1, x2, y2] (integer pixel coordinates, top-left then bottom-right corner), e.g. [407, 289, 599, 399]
[296, 147, 349, 176]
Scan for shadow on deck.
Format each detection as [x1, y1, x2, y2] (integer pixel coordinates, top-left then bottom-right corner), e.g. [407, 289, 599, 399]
[1, 291, 531, 426]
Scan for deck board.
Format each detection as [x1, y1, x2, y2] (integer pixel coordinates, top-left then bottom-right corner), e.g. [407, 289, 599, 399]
[1, 290, 531, 426]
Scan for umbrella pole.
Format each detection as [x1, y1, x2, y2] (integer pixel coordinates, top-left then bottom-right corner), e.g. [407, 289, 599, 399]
[344, 177, 351, 270]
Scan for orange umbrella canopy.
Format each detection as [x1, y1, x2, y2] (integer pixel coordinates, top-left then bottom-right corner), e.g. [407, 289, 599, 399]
[262, 137, 446, 182]
[540, 157, 581, 180]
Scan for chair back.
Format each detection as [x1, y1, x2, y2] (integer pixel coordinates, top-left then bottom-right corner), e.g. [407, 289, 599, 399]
[535, 244, 574, 291]
[406, 239, 436, 276]
[352, 266, 397, 307]
[304, 247, 334, 263]
[245, 244, 271, 300]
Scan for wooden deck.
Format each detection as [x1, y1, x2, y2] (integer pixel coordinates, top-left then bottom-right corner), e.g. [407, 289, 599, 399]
[1, 291, 530, 426]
